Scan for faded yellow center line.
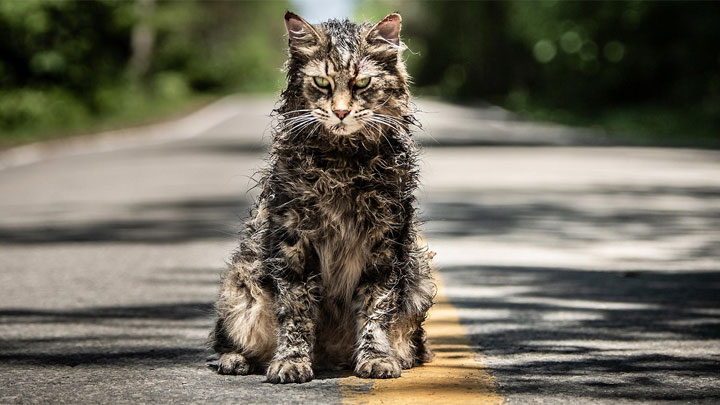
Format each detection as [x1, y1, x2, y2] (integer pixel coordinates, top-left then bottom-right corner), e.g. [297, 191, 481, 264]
[340, 271, 502, 404]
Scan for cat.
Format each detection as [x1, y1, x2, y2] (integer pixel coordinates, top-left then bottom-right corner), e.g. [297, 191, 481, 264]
[209, 11, 435, 384]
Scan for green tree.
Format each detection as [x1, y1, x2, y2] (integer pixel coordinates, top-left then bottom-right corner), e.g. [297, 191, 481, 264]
[0, 0, 289, 143]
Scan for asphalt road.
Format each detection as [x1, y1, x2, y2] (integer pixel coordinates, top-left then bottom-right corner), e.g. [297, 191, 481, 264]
[1, 96, 718, 403]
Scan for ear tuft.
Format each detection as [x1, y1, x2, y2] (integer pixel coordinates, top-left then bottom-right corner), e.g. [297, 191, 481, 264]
[368, 13, 402, 46]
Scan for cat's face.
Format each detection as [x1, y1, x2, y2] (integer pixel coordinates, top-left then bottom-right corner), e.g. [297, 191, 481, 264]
[283, 13, 409, 137]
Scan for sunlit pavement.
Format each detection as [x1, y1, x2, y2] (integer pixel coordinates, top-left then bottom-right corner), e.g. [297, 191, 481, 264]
[0, 96, 718, 403]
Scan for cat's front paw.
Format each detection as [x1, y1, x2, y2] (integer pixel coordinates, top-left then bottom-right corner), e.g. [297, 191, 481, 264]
[266, 357, 314, 384]
[355, 356, 401, 379]
[216, 352, 251, 375]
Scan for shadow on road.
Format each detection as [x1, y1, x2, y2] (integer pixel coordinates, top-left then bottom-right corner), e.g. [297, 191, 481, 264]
[0, 196, 251, 244]
[1, 144, 719, 401]
[0, 301, 214, 367]
[423, 185, 720, 241]
[420, 178, 720, 401]
[438, 265, 720, 401]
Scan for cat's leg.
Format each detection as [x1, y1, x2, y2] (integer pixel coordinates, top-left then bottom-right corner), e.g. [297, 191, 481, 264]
[264, 228, 321, 384]
[354, 235, 436, 377]
[353, 270, 403, 379]
[211, 261, 277, 375]
[265, 276, 321, 383]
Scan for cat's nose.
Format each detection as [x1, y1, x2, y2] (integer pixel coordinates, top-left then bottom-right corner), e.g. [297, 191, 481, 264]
[333, 110, 350, 120]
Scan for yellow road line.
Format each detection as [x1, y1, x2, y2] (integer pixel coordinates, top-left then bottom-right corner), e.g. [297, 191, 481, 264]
[340, 271, 502, 404]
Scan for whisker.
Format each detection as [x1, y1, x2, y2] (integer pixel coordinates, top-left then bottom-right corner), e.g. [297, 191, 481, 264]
[276, 109, 313, 117]
[305, 122, 322, 141]
[369, 117, 406, 133]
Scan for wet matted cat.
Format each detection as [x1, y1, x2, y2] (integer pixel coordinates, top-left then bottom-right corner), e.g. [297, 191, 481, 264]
[209, 11, 435, 384]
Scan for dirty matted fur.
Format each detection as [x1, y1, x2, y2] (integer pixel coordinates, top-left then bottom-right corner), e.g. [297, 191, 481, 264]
[209, 11, 435, 384]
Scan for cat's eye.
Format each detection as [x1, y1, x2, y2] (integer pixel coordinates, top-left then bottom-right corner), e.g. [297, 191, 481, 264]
[313, 76, 331, 88]
[354, 77, 371, 89]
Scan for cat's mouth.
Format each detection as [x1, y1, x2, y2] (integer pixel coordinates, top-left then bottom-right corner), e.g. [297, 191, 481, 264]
[328, 122, 358, 135]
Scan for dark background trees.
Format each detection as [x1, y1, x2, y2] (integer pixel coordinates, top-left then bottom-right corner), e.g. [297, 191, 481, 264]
[0, 0, 288, 144]
[1, 0, 717, 146]
[400, 0, 720, 144]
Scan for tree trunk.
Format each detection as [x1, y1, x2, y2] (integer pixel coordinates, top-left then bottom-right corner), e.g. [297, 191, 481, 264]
[128, 0, 156, 82]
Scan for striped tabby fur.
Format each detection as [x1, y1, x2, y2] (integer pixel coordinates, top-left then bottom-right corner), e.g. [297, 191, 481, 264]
[209, 11, 435, 384]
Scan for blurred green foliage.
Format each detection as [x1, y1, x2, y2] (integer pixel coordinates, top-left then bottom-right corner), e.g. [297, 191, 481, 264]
[2, 1, 718, 147]
[0, 0, 288, 145]
[381, 0, 720, 145]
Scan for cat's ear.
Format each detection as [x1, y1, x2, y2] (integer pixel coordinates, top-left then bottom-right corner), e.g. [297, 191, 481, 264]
[367, 13, 402, 46]
[284, 11, 320, 52]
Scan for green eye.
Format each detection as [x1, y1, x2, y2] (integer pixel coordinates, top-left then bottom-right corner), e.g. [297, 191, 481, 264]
[354, 77, 371, 89]
[313, 76, 330, 88]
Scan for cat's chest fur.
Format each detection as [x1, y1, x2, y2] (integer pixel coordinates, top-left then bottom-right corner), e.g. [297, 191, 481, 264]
[315, 198, 369, 302]
[285, 153, 399, 302]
